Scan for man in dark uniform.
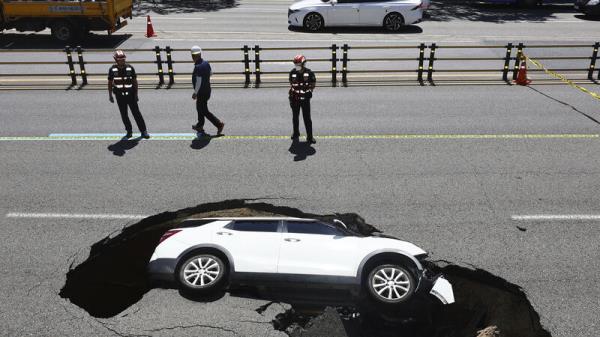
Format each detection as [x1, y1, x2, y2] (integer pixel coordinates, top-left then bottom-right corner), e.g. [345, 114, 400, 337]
[289, 54, 316, 144]
[108, 50, 149, 139]
[191, 45, 225, 136]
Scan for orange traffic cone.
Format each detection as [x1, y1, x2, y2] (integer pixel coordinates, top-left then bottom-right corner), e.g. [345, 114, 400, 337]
[145, 15, 157, 38]
[514, 56, 531, 86]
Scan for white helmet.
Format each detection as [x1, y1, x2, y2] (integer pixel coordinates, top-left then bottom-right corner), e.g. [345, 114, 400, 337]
[191, 46, 202, 55]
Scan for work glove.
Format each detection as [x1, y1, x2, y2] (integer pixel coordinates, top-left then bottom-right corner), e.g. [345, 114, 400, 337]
[109, 96, 114, 103]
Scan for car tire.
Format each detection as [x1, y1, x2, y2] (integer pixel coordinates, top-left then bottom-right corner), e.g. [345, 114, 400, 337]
[383, 12, 404, 32]
[177, 254, 226, 293]
[51, 21, 75, 43]
[366, 264, 415, 305]
[303, 12, 324, 31]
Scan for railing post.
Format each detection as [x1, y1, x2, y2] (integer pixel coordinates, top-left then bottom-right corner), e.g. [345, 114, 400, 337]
[254, 45, 261, 85]
[427, 43, 436, 83]
[588, 42, 599, 81]
[503, 43, 513, 83]
[331, 43, 337, 87]
[165, 46, 174, 86]
[342, 44, 348, 86]
[512, 42, 524, 81]
[417, 43, 425, 85]
[243, 45, 251, 87]
[76, 46, 87, 86]
[64, 46, 77, 86]
[154, 46, 164, 86]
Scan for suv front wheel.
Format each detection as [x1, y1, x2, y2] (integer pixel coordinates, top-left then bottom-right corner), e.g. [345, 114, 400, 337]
[177, 254, 226, 293]
[366, 264, 415, 304]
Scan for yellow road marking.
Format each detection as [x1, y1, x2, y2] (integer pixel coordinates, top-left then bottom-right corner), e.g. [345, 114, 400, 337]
[0, 134, 597, 141]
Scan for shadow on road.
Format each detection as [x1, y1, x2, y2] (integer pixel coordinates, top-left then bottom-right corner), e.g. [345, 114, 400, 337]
[190, 134, 213, 150]
[133, 0, 238, 15]
[0, 33, 132, 50]
[107, 138, 140, 156]
[288, 139, 316, 161]
[288, 25, 423, 35]
[429, 0, 577, 22]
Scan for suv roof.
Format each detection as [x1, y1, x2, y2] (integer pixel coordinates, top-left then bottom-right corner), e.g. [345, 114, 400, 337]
[186, 216, 317, 221]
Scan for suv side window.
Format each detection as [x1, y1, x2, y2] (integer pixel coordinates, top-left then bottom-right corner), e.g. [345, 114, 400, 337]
[227, 221, 280, 232]
[286, 221, 345, 236]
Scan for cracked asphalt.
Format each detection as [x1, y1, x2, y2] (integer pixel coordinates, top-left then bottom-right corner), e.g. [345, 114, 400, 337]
[1, 84, 599, 336]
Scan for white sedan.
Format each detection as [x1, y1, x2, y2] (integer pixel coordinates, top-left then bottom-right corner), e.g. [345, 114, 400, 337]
[148, 217, 454, 306]
[288, 0, 427, 32]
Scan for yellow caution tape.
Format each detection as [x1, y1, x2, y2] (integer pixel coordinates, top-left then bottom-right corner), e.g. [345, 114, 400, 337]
[525, 55, 600, 101]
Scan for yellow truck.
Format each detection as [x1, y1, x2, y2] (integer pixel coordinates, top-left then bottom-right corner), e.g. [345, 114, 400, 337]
[0, 0, 132, 42]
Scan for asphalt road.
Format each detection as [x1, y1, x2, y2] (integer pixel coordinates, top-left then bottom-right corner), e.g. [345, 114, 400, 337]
[1, 1, 600, 336]
[1, 84, 600, 337]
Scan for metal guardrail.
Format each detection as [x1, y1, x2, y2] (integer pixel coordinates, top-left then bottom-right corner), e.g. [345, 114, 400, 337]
[0, 42, 598, 88]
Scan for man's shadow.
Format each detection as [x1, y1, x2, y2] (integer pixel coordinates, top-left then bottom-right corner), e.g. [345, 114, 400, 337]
[107, 137, 140, 156]
[288, 139, 316, 161]
[190, 133, 219, 150]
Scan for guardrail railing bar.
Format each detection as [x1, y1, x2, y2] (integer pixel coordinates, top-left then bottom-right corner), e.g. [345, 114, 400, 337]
[76, 46, 87, 86]
[64, 46, 77, 86]
[165, 46, 174, 86]
[512, 42, 524, 81]
[154, 46, 164, 86]
[331, 44, 337, 87]
[503, 43, 513, 83]
[342, 44, 348, 87]
[589, 42, 599, 81]
[243, 45, 251, 88]
[417, 43, 425, 85]
[254, 45, 261, 86]
[427, 43, 436, 84]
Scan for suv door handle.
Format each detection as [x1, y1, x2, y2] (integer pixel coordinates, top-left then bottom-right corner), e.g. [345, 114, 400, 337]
[216, 231, 232, 236]
[284, 238, 300, 242]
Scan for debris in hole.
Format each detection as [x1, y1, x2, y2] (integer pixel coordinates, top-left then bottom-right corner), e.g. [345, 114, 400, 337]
[477, 326, 501, 337]
[60, 199, 551, 337]
[516, 226, 527, 232]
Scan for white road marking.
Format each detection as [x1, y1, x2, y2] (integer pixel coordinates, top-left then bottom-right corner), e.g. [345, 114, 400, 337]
[512, 215, 600, 221]
[6, 212, 148, 220]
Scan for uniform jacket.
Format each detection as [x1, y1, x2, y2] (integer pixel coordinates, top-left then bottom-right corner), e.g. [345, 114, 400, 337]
[289, 67, 316, 101]
[108, 63, 136, 94]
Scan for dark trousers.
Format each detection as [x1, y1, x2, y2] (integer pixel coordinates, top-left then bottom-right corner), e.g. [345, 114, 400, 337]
[196, 96, 221, 130]
[116, 93, 147, 133]
[290, 99, 312, 139]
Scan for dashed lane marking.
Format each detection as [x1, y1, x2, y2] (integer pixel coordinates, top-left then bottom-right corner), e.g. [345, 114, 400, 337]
[512, 215, 600, 221]
[0, 133, 597, 141]
[6, 212, 148, 220]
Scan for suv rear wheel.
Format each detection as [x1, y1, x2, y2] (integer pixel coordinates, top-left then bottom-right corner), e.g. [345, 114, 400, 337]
[367, 264, 415, 304]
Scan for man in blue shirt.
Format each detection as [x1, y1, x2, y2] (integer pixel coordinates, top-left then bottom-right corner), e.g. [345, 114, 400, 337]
[191, 45, 225, 136]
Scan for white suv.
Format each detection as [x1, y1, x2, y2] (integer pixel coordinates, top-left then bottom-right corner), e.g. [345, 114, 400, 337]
[148, 217, 454, 305]
[288, 0, 427, 32]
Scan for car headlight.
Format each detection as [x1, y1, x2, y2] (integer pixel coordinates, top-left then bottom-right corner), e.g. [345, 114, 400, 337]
[288, 9, 300, 17]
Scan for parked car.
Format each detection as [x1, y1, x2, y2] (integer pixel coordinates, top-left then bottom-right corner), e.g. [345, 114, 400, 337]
[148, 217, 454, 306]
[287, 0, 426, 32]
[575, 0, 600, 15]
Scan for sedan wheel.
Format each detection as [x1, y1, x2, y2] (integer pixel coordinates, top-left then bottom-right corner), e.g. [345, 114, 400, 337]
[383, 12, 404, 32]
[367, 264, 415, 304]
[178, 254, 225, 291]
[303, 13, 324, 31]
